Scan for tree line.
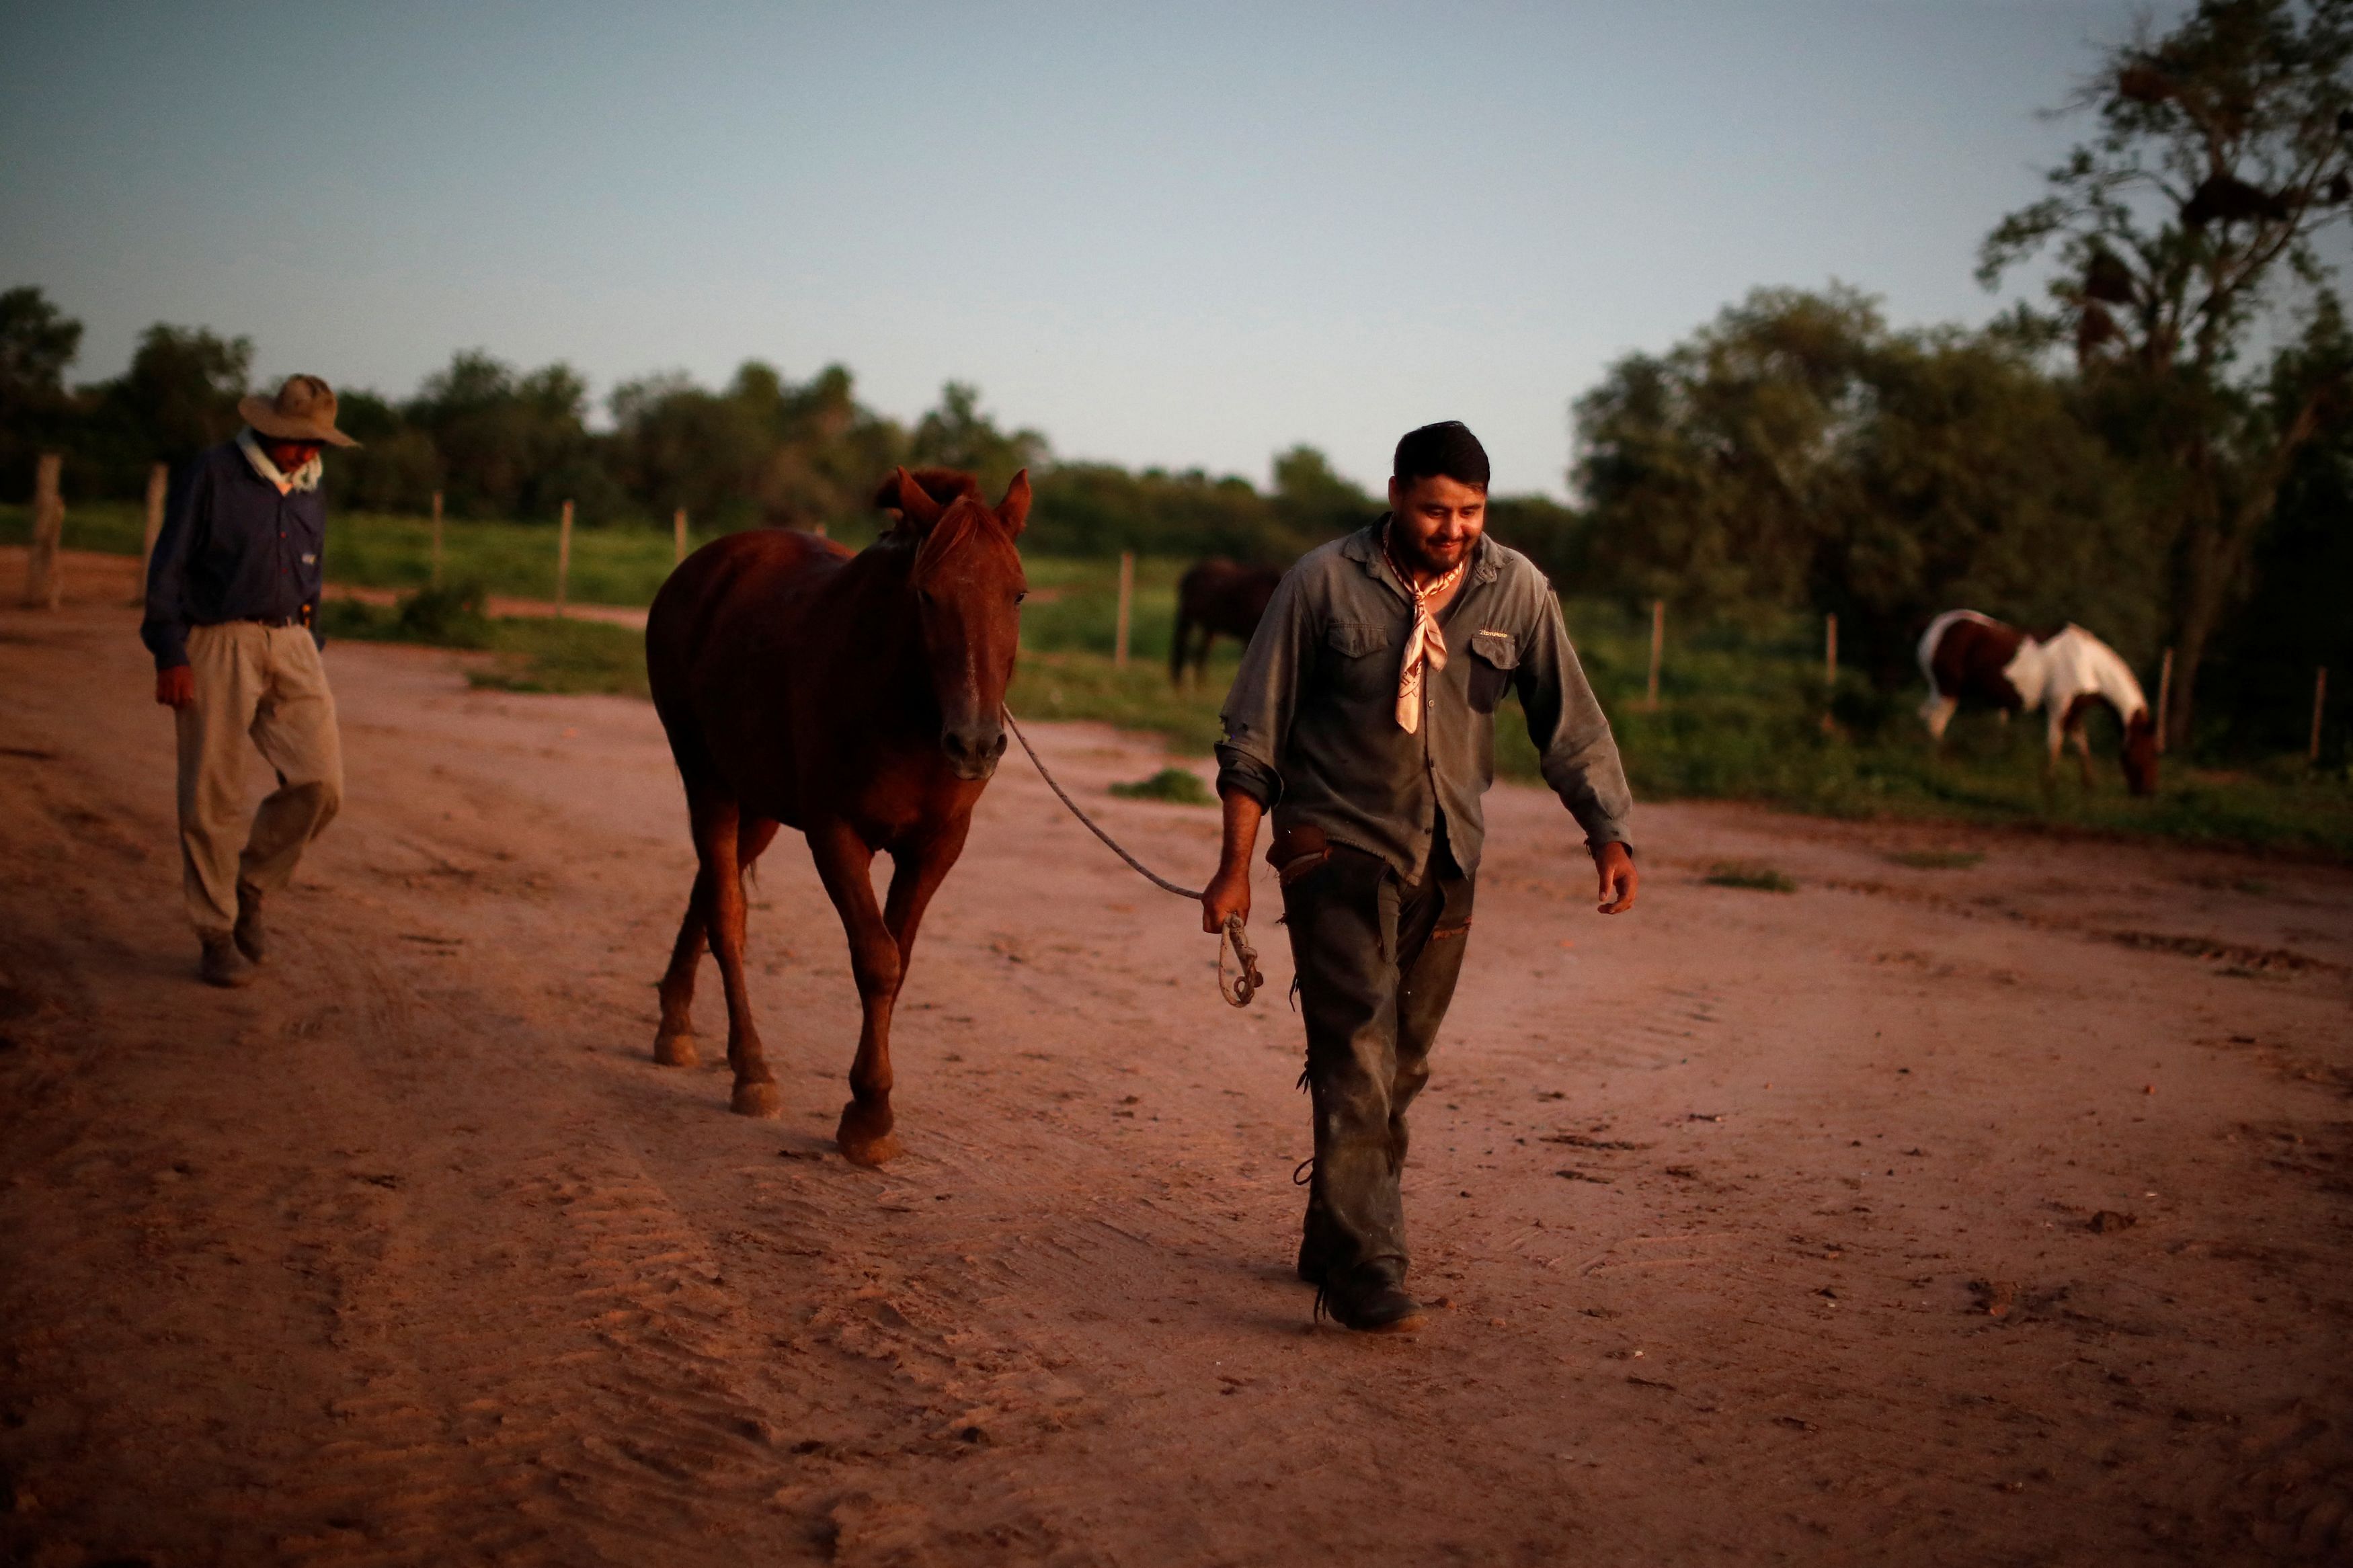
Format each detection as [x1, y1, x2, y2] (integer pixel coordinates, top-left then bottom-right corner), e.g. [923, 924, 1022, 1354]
[1, 0, 2346, 758]
[0, 301, 1402, 564]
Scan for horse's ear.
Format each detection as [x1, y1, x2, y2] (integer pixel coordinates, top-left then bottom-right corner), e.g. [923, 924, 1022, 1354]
[875, 466, 947, 530]
[996, 468, 1031, 538]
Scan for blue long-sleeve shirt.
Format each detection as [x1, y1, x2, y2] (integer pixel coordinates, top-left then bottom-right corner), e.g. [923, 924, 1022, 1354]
[141, 440, 328, 669]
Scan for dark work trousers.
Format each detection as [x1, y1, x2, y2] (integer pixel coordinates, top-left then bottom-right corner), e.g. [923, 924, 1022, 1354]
[1282, 821, 1476, 1287]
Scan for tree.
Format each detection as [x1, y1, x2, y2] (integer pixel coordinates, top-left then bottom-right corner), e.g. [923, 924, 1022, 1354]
[1268, 445, 1375, 542]
[0, 286, 82, 493]
[331, 388, 444, 513]
[1977, 0, 2353, 747]
[72, 323, 252, 495]
[910, 382, 1047, 492]
[1573, 286, 2149, 686]
[407, 350, 618, 520]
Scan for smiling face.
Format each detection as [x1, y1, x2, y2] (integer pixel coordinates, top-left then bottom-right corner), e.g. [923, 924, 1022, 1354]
[1385, 472, 1487, 579]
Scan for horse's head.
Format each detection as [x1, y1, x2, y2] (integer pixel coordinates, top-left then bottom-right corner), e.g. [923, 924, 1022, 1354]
[876, 466, 1029, 781]
[2121, 709, 2160, 796]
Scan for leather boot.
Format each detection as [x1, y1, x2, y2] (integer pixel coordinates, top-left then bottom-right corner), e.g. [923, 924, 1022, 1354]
[233, 884, 266, 964]
[200, 932, 255, 989]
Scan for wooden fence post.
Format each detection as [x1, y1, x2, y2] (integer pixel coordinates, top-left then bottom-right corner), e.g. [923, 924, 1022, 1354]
[1114, 550, 1134, 670]
[2314, 666, 2329, 766]
[1644, 599, 1664, 710]
[430, 491, 444, 588]
[136, 462, 167, 604]
[22, 452, 63, 610]
[1819, 612, 1840, 735]
[555, 499, 573, 616]
[674, 507, 687, 565]
[2155, 647, 2173, 755]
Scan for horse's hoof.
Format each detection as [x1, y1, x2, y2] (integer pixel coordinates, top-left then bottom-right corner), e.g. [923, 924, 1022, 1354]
[836, 1100, 901, 1167]
[653, 1028, 697, 1068]
[838, 1130, 903, 1167]
[730, 1080, 783, 1118]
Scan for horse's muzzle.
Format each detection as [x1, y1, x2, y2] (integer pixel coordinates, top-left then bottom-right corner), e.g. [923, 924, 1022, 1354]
[943, 722, 1008, 781]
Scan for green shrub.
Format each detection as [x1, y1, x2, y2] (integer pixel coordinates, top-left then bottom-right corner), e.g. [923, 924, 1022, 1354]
[1705, 862, 1797, 893]
[1108, 768, 1216, 805]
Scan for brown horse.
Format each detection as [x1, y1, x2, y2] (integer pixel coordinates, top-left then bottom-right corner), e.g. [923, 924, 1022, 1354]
[1170, 559, 1283, 686]
[643, 466, 1029, 1165]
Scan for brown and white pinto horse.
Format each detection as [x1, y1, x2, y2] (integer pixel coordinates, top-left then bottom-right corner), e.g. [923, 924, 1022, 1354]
[1917, 610, 2159, 795]
[643, 467, 1028, 1164]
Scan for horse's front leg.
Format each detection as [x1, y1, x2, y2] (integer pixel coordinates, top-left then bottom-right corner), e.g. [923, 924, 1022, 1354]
[2073, 725, 2096, 788]
[807, 819, 903, 1166]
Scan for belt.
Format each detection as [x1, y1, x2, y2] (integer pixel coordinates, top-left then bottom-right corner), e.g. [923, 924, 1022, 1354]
[231, 610, 309, 629]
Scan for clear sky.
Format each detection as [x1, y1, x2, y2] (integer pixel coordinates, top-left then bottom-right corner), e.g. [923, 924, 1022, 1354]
[0, 0, 2175, 497]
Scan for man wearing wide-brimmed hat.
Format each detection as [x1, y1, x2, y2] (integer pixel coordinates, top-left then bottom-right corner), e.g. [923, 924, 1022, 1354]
[142, 374, 360, 987]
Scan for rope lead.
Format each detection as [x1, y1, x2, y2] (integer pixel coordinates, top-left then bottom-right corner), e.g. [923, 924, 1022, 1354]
[1003, 706, 1262, 1007]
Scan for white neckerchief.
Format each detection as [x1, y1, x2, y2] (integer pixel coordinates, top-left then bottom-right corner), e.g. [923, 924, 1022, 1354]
[237, 427, 322, 495]
[1385, 530, 1466, 734]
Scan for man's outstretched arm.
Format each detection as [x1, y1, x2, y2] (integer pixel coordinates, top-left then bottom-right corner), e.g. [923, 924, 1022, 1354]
[1517, 584, 1638, 914]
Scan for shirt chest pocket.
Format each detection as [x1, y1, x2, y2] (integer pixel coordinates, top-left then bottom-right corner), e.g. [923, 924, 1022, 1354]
[1320, 621, 1394, 700]
[1466, 629, 1518, 713]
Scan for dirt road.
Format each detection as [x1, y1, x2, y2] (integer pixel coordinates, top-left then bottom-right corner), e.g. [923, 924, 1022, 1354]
[3, 564, 2350, 1566]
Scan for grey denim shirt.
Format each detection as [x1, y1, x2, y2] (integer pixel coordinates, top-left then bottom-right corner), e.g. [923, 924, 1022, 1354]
[1214, 521, 1633, 882]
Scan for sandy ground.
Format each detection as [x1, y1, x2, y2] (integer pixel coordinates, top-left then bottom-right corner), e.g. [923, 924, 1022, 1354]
[3, 550, 2350, 1567]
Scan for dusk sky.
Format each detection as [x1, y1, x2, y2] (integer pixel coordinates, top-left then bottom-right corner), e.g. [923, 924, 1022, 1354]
[1, 1, 2182, 497]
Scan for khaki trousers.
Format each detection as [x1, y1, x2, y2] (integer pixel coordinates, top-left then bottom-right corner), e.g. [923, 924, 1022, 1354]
[175, 622, 344, 934]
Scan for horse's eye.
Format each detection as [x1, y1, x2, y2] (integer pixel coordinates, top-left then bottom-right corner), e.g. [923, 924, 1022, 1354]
[1014, 590, 1028, 605]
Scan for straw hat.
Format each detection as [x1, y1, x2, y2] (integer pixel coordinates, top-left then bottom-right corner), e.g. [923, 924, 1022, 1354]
[238, 374, 360, 448]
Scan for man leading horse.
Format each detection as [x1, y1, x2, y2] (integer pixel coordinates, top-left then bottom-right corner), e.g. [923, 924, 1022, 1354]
[1201, 421, 1638, 1333]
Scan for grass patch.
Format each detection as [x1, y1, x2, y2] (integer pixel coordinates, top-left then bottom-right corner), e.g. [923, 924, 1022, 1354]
[0, 499, 149, 556]
[322, 590, 645, 698]
[1108, 767, 1216, 805]
[1705, 861, 1798, 893]
[1885, 849, 1987, 870]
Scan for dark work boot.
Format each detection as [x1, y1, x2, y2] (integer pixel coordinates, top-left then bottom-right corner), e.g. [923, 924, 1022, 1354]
[1314, 1263, 1425, 1334]
[233, 883, 266, 964]
[200, 932, 255, 989]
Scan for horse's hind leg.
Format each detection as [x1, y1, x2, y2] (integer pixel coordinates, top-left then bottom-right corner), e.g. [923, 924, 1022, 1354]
[653, 815, 779, 1069]
[690, 793, 781, 1118]
[653, 865, 712, 1067]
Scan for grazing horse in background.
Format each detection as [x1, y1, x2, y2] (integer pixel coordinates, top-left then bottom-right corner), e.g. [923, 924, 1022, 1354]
[1170, 559, 1283, 686]
[643, 467, 1029, 1164]
[1917, 610, 2159, 795]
